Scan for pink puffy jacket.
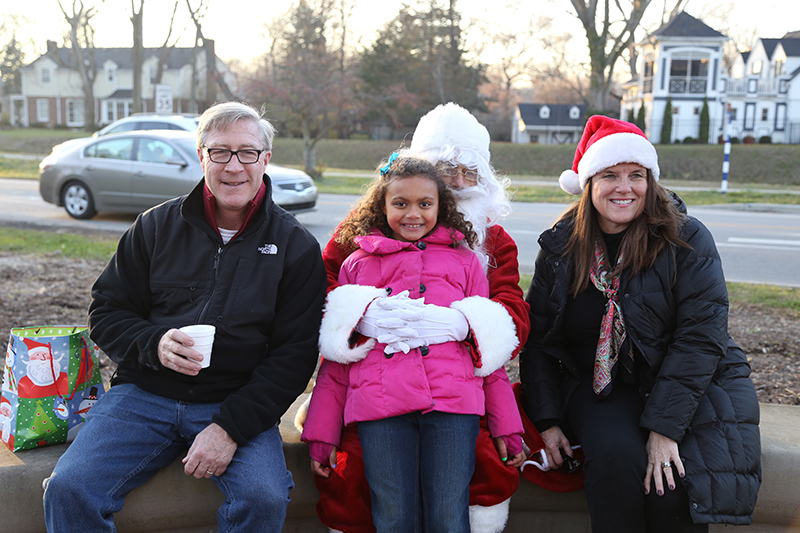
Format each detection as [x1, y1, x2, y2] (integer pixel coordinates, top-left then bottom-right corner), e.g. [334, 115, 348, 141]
[302, 226, 523, 460]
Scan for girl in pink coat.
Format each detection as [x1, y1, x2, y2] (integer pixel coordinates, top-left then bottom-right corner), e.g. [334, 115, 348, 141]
[302, 155, 524, 532]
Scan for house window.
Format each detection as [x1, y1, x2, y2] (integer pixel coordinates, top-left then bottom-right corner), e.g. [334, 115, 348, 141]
[529, 135, 539, 144]
[539, 106, 550, 119]
[569, 106, 580, 120]
[775, 103, 786, 131]
[775, 60, 784, 76]
[673, 106, 679, 115]
[761, 109, 768, 121]
[40, 68, 52, 85]
[694, 107, 700, 115]
[36, 99, 50, 122]
[751, 60, 762, 75]
[729, 108, 738, 121]
[669, 54, 709, 94]
[643, 60, 654, 93]
[66, 100, 84, 126]
[148, 67, 158, 84]
[106, 66, 116, 84]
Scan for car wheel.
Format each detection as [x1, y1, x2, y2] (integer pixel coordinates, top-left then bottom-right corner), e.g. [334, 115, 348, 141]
[61, 181, 97, 219]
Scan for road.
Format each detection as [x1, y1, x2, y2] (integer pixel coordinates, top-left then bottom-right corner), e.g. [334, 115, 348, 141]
[2, 179, 799, 287]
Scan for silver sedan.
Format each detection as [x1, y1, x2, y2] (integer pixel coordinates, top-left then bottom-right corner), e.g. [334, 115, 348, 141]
[39, 130, 317, 219]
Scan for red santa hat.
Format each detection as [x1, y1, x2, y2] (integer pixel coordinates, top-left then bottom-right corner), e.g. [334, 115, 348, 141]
[559, 115, 660, 195]
[0, 396, 11, 413]
[22, 338, 51, 359]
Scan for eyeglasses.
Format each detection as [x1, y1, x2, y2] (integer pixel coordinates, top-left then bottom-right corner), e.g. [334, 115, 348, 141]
[438, 165, 479, 183]
[204, 147, 266, 164]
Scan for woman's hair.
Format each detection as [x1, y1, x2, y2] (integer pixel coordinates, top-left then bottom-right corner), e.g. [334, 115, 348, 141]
[335, 155, 478, 250]
[560, 169, 690, 296]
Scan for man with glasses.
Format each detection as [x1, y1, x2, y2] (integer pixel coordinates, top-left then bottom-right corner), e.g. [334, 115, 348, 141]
[43, 102, 327, 533]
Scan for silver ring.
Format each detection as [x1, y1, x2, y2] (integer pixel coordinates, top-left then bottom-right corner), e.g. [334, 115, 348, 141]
[662, 461, 671, 469]
[206, 470, 214, 475]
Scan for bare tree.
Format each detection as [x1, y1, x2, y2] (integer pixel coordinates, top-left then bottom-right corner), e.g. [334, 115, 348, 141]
[478, 13, 552, 140]
[569, 0, 654, 113]
[244, 0, 358, 176]
[186, 0, 235, 112]
[57, 0, 102, 131]
[152, 1, 183, 85]
[130, 0, 144, 113]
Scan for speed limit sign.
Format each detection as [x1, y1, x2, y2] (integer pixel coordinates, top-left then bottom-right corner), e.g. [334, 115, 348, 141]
[155, 84, 173, 113]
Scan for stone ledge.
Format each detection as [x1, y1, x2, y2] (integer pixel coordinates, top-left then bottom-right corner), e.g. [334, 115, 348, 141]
[1, 400, 798, 532]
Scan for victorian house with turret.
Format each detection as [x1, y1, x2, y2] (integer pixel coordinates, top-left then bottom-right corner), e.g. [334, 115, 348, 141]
[621, 12, 800, 144]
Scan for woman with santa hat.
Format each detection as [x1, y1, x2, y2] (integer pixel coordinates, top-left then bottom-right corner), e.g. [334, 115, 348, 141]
[307, 102, 530, 532]
[519, 115, 761, 531]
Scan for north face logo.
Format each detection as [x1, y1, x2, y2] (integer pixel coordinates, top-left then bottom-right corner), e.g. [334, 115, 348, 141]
[258, 244, 278, 255]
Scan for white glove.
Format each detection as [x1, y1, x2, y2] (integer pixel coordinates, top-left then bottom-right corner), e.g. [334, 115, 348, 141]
[412, 303, 470, 345]
[355, 291, 424, 354]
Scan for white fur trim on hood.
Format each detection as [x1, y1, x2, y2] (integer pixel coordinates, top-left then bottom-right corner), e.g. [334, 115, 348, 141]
[452, 296, 518, 377]
[319, 284, 386, 364]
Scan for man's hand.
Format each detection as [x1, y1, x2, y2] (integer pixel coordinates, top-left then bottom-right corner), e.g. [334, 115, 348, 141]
[182, 423, 238, 479]
[158, 328, 203, 376]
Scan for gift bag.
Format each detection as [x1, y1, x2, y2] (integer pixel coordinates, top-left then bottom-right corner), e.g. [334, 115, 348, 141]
[1, 325, 106, 452]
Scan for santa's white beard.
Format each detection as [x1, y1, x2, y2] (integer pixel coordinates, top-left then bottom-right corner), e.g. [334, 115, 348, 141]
[453, 186, 493, 272]
[1, 418, 10, 442]
[27, 359, 60, 386]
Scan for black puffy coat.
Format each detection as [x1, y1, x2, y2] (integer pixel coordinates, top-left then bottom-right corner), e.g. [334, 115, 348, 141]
[89, 176, 327, 445]
[519, 213, 761, 524]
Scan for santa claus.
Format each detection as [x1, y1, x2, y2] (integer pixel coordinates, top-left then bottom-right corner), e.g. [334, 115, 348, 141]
[17, 339, 69, 399]
[307, 102, 531, 533]
[1, 396, 14, 448]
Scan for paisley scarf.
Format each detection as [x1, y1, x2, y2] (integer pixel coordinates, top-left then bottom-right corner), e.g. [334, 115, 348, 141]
[589, 240, 628, 396]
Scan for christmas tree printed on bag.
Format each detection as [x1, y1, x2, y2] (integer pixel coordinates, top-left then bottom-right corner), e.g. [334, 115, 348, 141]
[16, 399, 69, 447]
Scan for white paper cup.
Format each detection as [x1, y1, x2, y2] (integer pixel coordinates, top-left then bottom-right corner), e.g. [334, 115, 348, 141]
[179, 325, 216, 368]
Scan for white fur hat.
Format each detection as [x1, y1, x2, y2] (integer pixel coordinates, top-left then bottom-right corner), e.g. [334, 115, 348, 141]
[559, 115, 660, 195]
[408, 102, 491, 170]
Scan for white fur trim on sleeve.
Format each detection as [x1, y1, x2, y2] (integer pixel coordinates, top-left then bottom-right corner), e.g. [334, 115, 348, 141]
[452, 296, 518, 377]
[319, 284, 386, 364]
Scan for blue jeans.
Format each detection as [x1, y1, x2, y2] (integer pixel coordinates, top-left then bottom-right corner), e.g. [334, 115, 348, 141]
[42, 384, 293, 533]
[358, 411, 479, 533]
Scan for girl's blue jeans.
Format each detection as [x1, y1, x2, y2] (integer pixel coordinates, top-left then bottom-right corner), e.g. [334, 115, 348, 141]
[358, 410, 479, 533]
[42, 383, 293, 533]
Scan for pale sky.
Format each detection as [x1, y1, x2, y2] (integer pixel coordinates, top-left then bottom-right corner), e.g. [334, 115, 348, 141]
[4, 0, 800, 65]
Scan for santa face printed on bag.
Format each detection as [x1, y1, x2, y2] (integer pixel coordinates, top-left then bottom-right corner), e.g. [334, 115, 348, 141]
[17, 339, 69, 399]
[0, 398, 13, 445]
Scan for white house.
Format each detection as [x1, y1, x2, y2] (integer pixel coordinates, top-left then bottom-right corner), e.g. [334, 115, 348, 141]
[725, 34, 800, 143]
[11, 40, 236, 129]
[622, 12, 800, 144]
[511, 103, 587, 144]
[620, 12, 729, 144]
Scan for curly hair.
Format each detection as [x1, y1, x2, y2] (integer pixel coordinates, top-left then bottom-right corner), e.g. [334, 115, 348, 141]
[335, 155, 478, 250]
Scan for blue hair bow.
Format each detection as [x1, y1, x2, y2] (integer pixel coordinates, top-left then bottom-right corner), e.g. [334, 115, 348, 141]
[379, 152, 399, 176]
